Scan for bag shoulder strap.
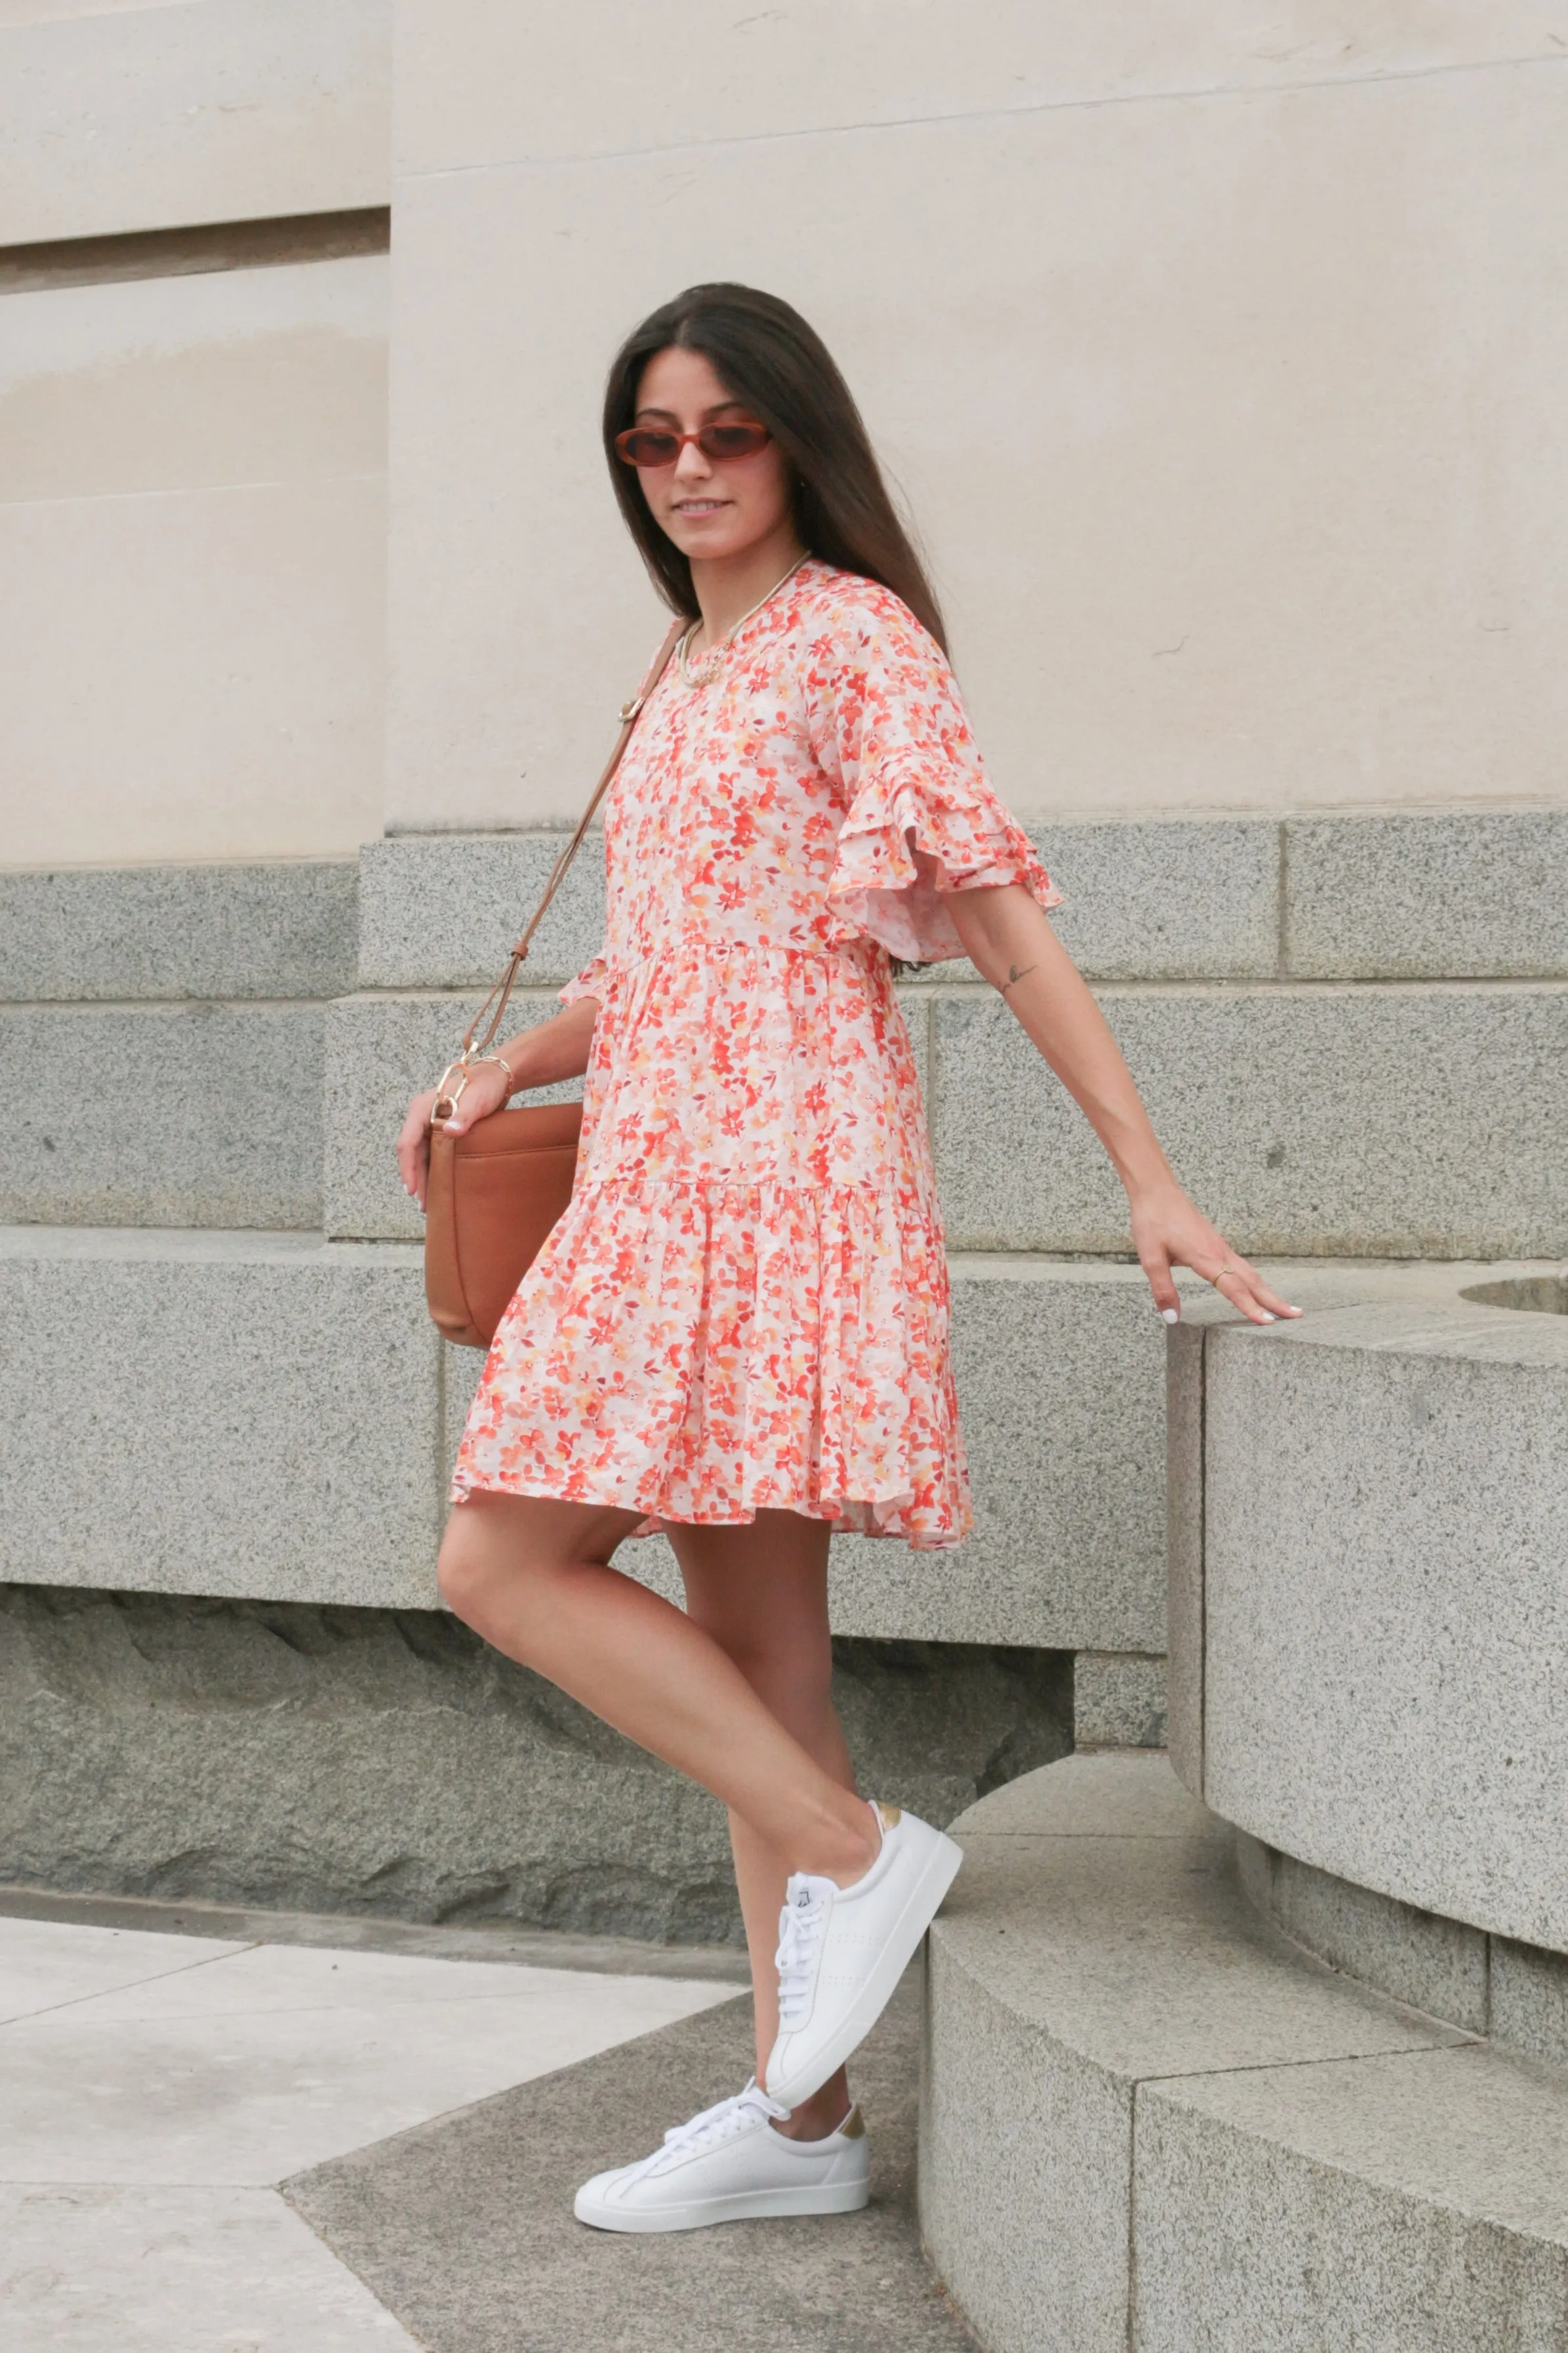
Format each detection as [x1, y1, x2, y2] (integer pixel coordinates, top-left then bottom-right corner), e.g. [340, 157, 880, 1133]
[458, 617, 686, 1063]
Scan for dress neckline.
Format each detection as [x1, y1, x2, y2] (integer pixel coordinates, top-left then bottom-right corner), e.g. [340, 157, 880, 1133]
[679, 556, 823, 685]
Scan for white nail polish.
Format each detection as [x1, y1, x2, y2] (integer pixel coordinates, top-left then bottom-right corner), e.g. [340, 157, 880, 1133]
[1161, 1307, 1180, 1324]
[1260, 1311, 1277, 1322]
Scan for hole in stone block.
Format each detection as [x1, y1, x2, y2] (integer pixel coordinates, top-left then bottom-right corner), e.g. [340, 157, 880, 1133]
[1459, 1275, 1568, 1315]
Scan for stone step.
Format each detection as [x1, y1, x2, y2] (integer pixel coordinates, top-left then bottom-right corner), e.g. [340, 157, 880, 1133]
[0, 1225, 443, 1611]
[921, 1751, 1568, 2353]
[322, 977, 1568, 1258]
[3, 998, 327, 1229]
[0, 1225, 1173, 1652]
[0, 861, 355, 1232]
[23, 813, 1567, 1029]
[45, 981, 1551, 1248]
[0, 860, 359, 1004]
[7, 832, 1566, 1248]
[921, 976, 1568, 1258]
[359, 811, 1568, 991]
[4, 1229, 1559, 1662]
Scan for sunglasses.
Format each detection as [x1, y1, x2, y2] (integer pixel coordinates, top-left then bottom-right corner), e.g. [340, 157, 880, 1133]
[614, 419, 773, 470]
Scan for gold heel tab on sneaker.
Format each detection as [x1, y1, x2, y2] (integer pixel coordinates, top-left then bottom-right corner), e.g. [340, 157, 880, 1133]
[874, 1802, 902, 1831]
[839, 2106, 867, 2140]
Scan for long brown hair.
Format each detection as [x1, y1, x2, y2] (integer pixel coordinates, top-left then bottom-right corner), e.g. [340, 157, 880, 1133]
[603, 283, 946, 651]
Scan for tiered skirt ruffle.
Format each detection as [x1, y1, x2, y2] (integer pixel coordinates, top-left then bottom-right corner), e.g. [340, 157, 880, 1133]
[450, 1172, 971, 1549]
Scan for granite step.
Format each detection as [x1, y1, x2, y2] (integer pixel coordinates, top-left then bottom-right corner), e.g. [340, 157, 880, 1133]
[921, 1751, 1568, 2352]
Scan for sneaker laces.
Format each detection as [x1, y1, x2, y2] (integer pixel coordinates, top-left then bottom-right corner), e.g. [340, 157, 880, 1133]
[774, 1875, 830, 2028]
[644, 2080, 788, 2173]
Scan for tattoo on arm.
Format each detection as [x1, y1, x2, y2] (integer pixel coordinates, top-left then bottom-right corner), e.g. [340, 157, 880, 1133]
[1000, 962, 1038, 998]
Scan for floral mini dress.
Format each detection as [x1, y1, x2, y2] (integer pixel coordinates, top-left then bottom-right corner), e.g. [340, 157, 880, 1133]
[451, 560, 1059, 1549]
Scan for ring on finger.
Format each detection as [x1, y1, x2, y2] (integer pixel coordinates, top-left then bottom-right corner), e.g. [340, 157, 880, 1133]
[1213, 1261, 1239, 1285]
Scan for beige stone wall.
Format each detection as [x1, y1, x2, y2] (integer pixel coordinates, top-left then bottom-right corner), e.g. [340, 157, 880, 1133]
[0, 0, 392, 869]
[4, 4, 1567, 866]
[1, 0, 390, 241]
[0, 254, 389, 866]
[387, 2, 1568, 830]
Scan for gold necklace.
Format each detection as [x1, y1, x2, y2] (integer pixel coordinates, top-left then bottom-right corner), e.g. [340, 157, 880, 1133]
[679, 554, 808, 686]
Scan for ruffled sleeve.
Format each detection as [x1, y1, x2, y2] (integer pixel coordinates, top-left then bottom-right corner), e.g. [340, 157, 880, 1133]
[558, 952, 610, 1007]
[813, 589, 1060, 963]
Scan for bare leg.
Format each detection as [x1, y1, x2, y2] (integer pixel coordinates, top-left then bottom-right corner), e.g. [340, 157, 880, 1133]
[665, 1511, 854, 2142]
[437, 1493, 879, 1891]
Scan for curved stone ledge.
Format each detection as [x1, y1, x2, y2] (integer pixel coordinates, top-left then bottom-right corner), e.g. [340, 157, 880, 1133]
[1168, 1260, 1568, 1954]
[921, 1753, 1568, 2353]
[1237, 1831, 1568, 2074]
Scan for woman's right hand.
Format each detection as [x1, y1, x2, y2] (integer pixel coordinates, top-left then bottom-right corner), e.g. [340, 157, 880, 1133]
[396, 1062, 513, 1212]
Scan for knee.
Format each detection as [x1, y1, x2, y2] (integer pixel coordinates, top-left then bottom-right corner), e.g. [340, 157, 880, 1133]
[436, 1507, 497, 1628]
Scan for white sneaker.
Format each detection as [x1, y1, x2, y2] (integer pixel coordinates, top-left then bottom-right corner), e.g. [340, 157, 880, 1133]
[573, 2081, 870, 2233]
[765, 1801, 963, 2110]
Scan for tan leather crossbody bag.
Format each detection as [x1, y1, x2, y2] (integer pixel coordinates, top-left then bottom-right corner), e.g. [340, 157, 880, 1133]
[424, 620, 684, 1348]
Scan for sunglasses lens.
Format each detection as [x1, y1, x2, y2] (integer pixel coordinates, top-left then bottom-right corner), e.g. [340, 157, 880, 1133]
[701, 422, 770, 459]
[614, 420, 770, 467]
[616, 428, 681, 468]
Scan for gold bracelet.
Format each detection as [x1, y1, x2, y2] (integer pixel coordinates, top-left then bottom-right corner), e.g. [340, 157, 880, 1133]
[429, 1054, 512, 1128]
[468, 1053, 515, 1097]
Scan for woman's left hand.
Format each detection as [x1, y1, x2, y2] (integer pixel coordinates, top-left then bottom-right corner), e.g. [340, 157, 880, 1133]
[1130, 1182, 1302, 1327]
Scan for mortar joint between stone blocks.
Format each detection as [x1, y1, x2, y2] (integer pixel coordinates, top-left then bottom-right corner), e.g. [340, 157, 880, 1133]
[1276, 817, 1290, 980]
[1125, 2077, 1141, 2353]
[0, 994, 335, 1015]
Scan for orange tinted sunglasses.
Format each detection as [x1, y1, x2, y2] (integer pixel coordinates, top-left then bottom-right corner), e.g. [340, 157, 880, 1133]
[614, 419, 773, 470]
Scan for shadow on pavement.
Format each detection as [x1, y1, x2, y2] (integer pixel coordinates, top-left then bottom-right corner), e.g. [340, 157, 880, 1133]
[285, 1963, 975, 2352]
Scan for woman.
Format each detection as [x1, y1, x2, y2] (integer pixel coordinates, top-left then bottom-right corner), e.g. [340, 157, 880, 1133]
[397, 283, 1297, 2232]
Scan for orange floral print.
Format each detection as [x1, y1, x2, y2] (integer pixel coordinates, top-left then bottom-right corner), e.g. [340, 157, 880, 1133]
[451, 561, 1060, 1549]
